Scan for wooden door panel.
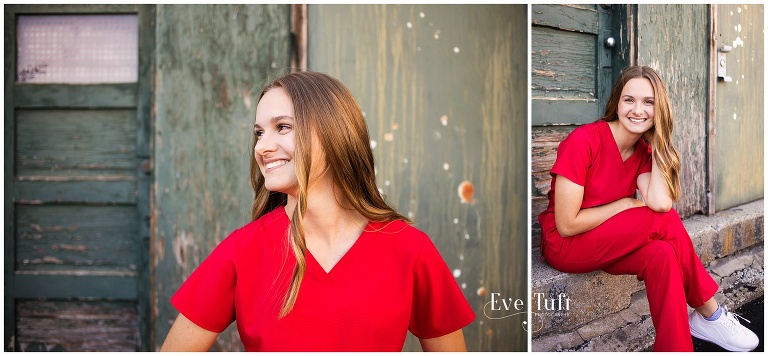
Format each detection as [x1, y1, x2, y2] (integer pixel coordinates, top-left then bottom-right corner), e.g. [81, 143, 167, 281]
[714, 4, 764, 210]
[16, 205, 139, 271]
[16, 300, 139, 352]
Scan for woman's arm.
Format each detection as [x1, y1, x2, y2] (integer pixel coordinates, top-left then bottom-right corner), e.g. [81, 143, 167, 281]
[160, 313, 219, 351]
[554, 175, 645, 237]
[636, 155, 674, 212]
[419, 329, 467, 351]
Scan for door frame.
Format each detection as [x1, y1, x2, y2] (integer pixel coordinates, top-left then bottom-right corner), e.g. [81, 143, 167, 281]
[4, 4, 154, 350]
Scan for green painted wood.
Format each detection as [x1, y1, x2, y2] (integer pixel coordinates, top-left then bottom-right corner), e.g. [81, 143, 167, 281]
[309, 4, 528, 351]
[637, 4, 710, 218]
[15, 84, 137, 108]
[9, 4, 141, 14]
[532, 25, 597, 103]
[15, 180, 137, 205]
[714, 4, 764, 211]
[532, 4, 598, 34]
[153, 5, 290, 351]
[531, 100, 599, 125]
[134, 5, 154, 350]
[16, 205, 139, 271]
[16, 110, 137, 173]
[6, 5, 152, 351]
[5, 5, 17, 352]
[16, 300, 139, 351]
[14, 274, 137, 299]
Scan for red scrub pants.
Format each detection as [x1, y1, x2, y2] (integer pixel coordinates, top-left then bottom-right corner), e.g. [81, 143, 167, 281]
[541, 207, 719, 352]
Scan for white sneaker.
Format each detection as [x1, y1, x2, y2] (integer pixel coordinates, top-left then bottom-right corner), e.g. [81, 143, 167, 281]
[689, 306, 759, 352]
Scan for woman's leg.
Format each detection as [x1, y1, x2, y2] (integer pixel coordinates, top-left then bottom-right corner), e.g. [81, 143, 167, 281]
[602, 241, 692, 351]
[543, 206, 719, 350]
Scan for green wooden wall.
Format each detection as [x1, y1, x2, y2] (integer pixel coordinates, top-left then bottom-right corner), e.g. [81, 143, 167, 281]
[714, 4, 764, 211]
[152, 5, 290, 350]
[308, 4, 528, 351]
[636, 4, 710, 218]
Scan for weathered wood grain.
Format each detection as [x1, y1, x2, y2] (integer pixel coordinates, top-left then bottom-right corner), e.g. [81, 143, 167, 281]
[153, 5, 290, 351]
[714, 4, 764, 211]
[16, 110, 137, 173]
[15, 84, 137, 108]
[16, 205, 138, 271]
[637, 4, 710, 218]
[531, 26, 598, 100]
[309, 4, 528, 351]
[16, 300, 139, 351]
[531, 4, 598, 34]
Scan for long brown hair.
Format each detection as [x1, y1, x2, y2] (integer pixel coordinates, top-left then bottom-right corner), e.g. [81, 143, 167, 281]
[599, 65, 682, 201]
[250, 71, 410, 317]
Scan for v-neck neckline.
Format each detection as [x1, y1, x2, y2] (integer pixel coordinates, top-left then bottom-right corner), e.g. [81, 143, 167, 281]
[602, 121, 640, 164]
[304, 222, 372, 276]
[277, 206, 374, 277]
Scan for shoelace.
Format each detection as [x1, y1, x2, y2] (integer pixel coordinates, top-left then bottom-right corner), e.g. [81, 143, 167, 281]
[722, 306, 752, 335]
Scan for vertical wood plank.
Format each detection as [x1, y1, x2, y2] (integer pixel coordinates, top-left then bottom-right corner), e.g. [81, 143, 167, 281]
[636, 4, 710, 218]
[5, 6, 18, 351]
[714, 4, 764, 211]
[309, 5, 528, 351]
[153, 5, 290, 351]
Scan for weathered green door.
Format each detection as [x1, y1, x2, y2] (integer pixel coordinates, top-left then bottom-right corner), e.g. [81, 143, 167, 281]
[713, 4, 764, 211]
[4, 5, 153, 351]
[308, 4, 528, 351]
[531, 4, 623, 238]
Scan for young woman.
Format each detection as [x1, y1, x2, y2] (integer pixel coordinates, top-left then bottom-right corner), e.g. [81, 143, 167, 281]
[538, 66, 758, 352]
[160, 71, 474, 351]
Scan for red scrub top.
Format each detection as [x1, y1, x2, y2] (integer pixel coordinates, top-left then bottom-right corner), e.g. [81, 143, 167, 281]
[171, 206, 475, 351]
[538, 121, 652, 238]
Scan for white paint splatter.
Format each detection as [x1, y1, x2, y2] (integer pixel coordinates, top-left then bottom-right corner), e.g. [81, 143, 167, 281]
[440, 114, 448, 126]
[403, 158, 409, 164]
[385, 180, 391, 186]
[733, 36, 744, 48]
[434, 30, 441, 40]
[453, 218, 459, 224]
[461, 283, 467, 289]
[370, 140, 377, 149]
[443, 163, 450, 171]
[419, 12, 425, 18]
[407, 211, 413, 218]
[737, 7, 741, 13]
[459, 254, 464, 261]
[243, 94, 252, 109]
[453, 269, 461, 278]
[384, 133, 394, 142]
[733, 113, 738, 120]
[464, 233, 470, 240]
[271, 61, 276, 69]
[416, 46, 422, 52]
[362, 111, 366, 117]
[453, 47, 460, 53]
[378, 188, 384, 195]
[406, 21, 412, 29]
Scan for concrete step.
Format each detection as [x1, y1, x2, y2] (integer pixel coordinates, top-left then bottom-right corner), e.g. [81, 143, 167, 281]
[532, 200, 764, 351]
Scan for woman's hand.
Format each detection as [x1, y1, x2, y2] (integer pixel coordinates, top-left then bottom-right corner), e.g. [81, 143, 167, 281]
[554, 175, 645, 237]
[160, 313, 219, 351]
[419, 329, 467, 351]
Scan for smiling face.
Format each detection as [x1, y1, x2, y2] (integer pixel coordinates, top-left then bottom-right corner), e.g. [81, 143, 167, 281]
[615, 77, 655, 136]
[254, 87, 299, 195]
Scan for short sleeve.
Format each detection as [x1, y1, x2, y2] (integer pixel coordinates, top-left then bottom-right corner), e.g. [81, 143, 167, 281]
[170, 232, 238, 333]
[550, 127, 596, 186]
[409, 233, 475, 339]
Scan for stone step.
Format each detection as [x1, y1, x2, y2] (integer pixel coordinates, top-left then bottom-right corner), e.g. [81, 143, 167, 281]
[531, 199, 764, 350]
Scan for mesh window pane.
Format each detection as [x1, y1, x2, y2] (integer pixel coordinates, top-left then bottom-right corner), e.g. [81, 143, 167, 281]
[17, 15, 138, 84]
